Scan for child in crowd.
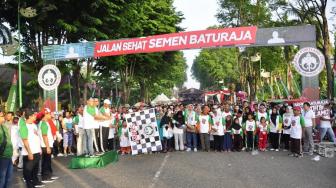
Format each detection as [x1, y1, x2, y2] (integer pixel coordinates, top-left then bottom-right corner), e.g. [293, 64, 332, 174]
[289, 106, 305, 158]
[223, 115, 233, 152]
[243, 113, 257, 151]
[282, 106, 293, 151]
[212, 108, 225, 152]
[231, 118, 243, 152]
[119, 120, 131, 155]
[258, 117, 269, 151]
[161, 111, 174, 153]
[62, 111, 74, 156]
[197, 105, 213, 152]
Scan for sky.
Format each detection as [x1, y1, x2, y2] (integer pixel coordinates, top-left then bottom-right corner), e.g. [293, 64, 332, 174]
[173, 0, 218, 89]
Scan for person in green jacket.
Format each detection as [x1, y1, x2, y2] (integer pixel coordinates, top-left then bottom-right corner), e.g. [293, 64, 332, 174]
[0, 110, 13, 188]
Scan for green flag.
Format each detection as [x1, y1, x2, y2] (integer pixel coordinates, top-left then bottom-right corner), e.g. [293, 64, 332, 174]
[6, 72, 18, 112]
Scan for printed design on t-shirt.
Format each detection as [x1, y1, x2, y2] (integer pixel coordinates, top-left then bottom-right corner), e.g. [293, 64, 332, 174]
[291, 120, 296, 127]
[201, 118, 207, 124]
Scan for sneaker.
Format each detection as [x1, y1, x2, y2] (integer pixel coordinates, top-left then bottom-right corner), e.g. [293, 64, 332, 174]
[34, 184, 45, 188]
[63, 153, 68, 157]
[309, 152, 314, 156]
[51, 176, 59, 180]
[186, 148, 191, 152]
[283, 149, 288, 152]
[34, 182, 45, 187]
[85, 154, 90, 157]
[275, 149, 279, 152]
[41, 179, 54, 183]
[194, 148, 197, 152]
[57, 153, 64, 157]
[69, 153, 74, 156]
[270, 148, 275, 151]
[90, 154, 97, 158]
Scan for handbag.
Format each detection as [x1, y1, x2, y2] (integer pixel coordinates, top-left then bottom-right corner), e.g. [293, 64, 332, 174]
[0, 125, 7, 156]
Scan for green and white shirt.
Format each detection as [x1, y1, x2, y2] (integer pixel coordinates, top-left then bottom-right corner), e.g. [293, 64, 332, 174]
[244, 120, 257, 132]
[290, 116, 305, 139]
[19, 122, 41, 155]
[39, 121, 54, 148]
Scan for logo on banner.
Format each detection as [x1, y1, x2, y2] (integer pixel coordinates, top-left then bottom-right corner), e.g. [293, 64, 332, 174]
[292, 47, 325, 77]
[38, 64, 61, 91]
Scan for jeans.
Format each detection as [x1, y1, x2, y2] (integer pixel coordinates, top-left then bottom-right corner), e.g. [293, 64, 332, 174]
[84, 129, 94, 155]
[77, 128, 86, 155]
[320, 127, 336, 143]
[303, 126, 314, 152]
[200, 133, 210, 151]
[223, 133, 233, 150]
[41, 147, 53, 180]
[0, 158, 13, 188]
[23, 154, 41, 188]
[186, 132, 197, 150]
[174, 133, 184, 151]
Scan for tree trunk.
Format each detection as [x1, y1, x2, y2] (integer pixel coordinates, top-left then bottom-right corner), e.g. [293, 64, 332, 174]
[321, 14, 333, 99]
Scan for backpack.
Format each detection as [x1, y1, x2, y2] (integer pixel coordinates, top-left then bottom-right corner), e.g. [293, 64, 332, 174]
[0, 126, 7, 156]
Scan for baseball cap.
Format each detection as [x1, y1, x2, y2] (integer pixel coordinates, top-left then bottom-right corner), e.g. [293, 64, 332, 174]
[293, 106, 301, 111]
[103, 99, 111, 105]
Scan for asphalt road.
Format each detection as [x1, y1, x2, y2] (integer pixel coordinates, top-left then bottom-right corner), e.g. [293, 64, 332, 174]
[11, 151, 336, 188]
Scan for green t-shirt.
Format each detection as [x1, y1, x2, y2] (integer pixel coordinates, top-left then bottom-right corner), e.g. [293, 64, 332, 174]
[40, 121, 49, 136]
[0, 124, 13, 159]
[87, 106, 96, 116]
[19, 118, 28, 139]
[73, 115, 79, 125]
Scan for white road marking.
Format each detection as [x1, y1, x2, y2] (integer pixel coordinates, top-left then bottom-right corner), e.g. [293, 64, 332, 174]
[149, 154, 170, 188]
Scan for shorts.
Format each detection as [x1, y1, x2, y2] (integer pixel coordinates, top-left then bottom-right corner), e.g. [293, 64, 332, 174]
[63, 131, 73, 147]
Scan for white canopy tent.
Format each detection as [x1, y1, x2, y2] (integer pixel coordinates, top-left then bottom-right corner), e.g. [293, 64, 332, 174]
[151, 93, 171, 105]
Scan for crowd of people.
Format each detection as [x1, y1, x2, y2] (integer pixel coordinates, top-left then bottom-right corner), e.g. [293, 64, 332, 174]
[1, 98, 336, 188]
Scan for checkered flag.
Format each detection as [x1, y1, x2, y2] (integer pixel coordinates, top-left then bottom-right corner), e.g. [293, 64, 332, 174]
[125, 108, 162, 155]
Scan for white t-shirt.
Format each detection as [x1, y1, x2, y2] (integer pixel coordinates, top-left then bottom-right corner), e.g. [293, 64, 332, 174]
[199, 115, 211, 134]
[303, 109, 315, 127]
[320, 109, 332, 128]
[83, 106, 97, 129]
[11, 125, 22, 149]
[245, 120, 256, 131]
[290, 116, 305, 139]
[222, 111, 232, 120]
[22, 123, 42, 155]
[282, 113, 293, 135]
[212, 115, 225, 136]
[100, 108, 111, 128]
[77, 114, 84, 129]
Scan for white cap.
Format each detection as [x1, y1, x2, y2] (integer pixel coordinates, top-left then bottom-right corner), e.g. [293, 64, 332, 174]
[103, 99, 111, 105]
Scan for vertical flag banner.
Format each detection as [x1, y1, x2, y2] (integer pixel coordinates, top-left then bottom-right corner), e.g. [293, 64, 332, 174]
[125, 108, 162, 155]
[6, 72, 18, 112]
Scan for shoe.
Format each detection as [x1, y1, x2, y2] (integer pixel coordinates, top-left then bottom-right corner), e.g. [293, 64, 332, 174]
[64, 154, 68, 157]
[194, 148, 197, 152]
[34, 184, 45, 188]
[51, 176, 59, 180]
[90, 154, 97, 158]
[288, 153, 295, 157]
[41, 179, 54, 183]
[309, 152, 314, 156]
[270, 148, 275, 151]
[85, 154, 89, 157]
[186, 148, 191, 152]
[275, 149, 279, 152]
[283, 149, 288, 152]
[57, 153, 64, 157]
[51, 155, 54, 159]
[69, 153, 74, 156]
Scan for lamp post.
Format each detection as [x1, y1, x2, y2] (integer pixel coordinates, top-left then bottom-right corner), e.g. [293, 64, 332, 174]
[17, 1, 37, 107]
